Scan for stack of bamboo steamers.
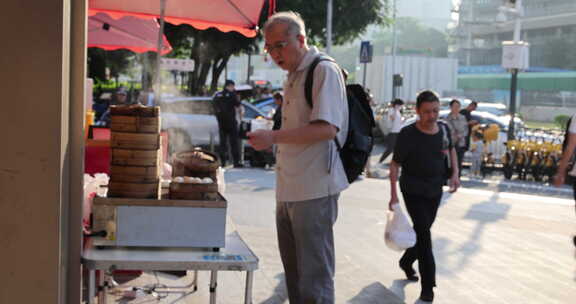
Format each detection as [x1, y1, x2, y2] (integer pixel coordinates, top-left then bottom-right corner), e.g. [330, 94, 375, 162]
[107, 105, 162, 199]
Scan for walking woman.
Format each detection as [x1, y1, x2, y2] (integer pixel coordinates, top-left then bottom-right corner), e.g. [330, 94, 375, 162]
[388, 91, 460, 302]
[445, 99, 468, 177]
[379, 99, 405, 163]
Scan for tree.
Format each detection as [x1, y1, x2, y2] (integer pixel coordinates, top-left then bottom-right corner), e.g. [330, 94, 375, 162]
[87, 48, 135, 87]
[277, 0, 388, 46]
[372, 17, 449, 58]
[163, 24, 259, 95]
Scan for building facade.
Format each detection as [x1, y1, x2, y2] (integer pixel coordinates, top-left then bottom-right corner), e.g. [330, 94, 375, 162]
[453, 0, 576, 69]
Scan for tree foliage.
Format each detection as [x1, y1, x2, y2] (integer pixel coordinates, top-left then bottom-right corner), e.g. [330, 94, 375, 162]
[87, 48, 135, 86]
[277, 0, 388, 46]
[163, 24, 258, 95]
[372, 17, 449, 57]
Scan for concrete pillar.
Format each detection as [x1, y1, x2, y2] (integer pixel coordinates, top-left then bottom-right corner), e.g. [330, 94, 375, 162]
[0, 0, 85, 303]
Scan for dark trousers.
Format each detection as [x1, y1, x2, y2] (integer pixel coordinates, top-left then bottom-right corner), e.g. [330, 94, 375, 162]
[456, 147, 466, 178]
[400, 192, 442, 290]
[379, 133, 398, 163]
[218, 123, 240, 166]
[276, 195, 339, 304]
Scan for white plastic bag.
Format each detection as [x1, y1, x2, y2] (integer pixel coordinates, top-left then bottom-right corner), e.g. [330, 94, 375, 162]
[384, 203, 417, 251]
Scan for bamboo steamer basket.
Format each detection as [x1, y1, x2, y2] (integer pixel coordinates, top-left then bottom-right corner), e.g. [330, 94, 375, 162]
[110, 105, 160, 117]
[108, 181, 161, 199]
[110, 116, 160, 133]
[111, 149, 160, 167]
[172, 149, 220, 178]
[169, 182, 219, 200]
[111, 132, 160, 150]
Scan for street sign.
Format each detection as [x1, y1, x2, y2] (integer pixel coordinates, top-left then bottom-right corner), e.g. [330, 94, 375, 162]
[502, 41, 530, 70]
[359, 41, 373, 63]
[160, 58, 195, 71]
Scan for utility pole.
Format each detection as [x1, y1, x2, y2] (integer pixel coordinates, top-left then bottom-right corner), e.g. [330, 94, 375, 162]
[500, 0, 528, 140]
[391, 0, 398, 101]
[246, 51, 252, 84]
[326, 0, 333, 55]
[466, 0, 474, 66]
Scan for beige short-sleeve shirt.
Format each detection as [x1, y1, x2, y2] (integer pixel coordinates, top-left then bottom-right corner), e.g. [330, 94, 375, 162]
[276, 47, 349, 202]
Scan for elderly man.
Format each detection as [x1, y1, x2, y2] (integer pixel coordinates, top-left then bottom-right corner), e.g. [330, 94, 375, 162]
[247, 11, 348, 303]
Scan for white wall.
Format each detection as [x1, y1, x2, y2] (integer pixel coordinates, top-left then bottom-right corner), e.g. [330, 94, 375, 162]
[363, 55, 459, 103]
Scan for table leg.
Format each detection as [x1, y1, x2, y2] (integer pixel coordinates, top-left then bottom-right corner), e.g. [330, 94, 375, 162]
[98, 270, 107, 304]
[209, 271, 218, 304]
[89, 270, 95, 304]
[193, 270, 198, 292]
[244, 271, 254, 304]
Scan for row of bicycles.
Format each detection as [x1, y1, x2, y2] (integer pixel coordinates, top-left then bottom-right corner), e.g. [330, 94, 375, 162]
[498, 130, 564, 182]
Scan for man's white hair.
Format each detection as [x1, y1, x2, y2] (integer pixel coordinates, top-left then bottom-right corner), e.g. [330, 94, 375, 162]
[263, 11, 306, 37]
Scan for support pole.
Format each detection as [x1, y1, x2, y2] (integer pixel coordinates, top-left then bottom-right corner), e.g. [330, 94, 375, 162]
[326, 0, 333, 55]
[507, 68, 518, 140]
[154, 0, 167, 106]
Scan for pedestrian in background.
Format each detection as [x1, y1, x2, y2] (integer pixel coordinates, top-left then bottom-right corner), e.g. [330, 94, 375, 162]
[213, 79, 243, 168]
[272, 91, 283, 131]
[445, 99, 468, 177]
[553, 114, 576, 248]
[470, 131, 484, 177]
[388, 90, 460, 302]
[459, 100, 478, 151]
[379, 98, 404, 164]
[248, 11, 349, 303]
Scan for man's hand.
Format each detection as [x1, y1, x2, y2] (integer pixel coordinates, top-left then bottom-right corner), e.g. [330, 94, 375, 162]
[388, 195, 399, 211]
[247, 130, 274, 151]
[448, 175, 460, 193]
[553, 173, 565, 187]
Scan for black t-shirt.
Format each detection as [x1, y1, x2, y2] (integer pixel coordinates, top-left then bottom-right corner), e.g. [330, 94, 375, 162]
[272, 105, 282, 130]
[393, 122, 452, 196]
[213, 90, 240, 126]
[460, 109, 473, 149]
[459, 109, 472, 122]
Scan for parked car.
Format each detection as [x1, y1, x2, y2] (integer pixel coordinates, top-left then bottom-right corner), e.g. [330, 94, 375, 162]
[160, 96, 272, 162]
[402, 110, 525, 164]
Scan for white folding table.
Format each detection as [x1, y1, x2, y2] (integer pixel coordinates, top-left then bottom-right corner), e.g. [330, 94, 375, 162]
[82, 232, 258, 304]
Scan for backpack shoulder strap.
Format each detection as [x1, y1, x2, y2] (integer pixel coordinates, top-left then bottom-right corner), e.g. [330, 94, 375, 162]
[304, 55, 335, 108]
[438, 121, 452, 147]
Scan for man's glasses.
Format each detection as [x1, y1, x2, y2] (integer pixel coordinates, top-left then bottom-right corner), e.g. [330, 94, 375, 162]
[264, 41, 288, 54]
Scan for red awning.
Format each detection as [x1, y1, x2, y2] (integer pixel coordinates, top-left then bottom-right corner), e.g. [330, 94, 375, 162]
[88, 13, 172, 54]
[88, 0, 271, 38]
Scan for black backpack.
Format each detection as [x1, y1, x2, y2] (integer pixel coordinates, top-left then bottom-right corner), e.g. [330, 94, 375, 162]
[304, 55, 376, 183]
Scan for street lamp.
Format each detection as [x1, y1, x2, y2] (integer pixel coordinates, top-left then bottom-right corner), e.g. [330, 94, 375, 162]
[499, 0, 529, 140]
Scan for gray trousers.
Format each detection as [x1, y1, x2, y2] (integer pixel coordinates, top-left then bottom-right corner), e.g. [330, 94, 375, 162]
[276, 194, 340, 304]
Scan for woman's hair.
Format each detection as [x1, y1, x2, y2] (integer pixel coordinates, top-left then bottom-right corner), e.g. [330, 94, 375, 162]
[416, 90, 439, 109]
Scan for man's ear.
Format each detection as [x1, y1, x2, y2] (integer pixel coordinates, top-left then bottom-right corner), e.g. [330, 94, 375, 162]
[296, 34, 306, 47]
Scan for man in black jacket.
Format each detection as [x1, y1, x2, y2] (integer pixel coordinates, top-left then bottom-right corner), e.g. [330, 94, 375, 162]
[213, 80, 242, 167]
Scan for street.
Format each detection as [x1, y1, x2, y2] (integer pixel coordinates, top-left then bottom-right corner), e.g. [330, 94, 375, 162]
[104, 166, 576, 304]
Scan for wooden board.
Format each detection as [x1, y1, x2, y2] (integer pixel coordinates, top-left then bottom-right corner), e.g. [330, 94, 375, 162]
[169, 191, 219, 201]
[110, 116, 160, 133]
[93, 195, 227, 208]
[111, 132, 160, 150]
[107, 190, 160, 199]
